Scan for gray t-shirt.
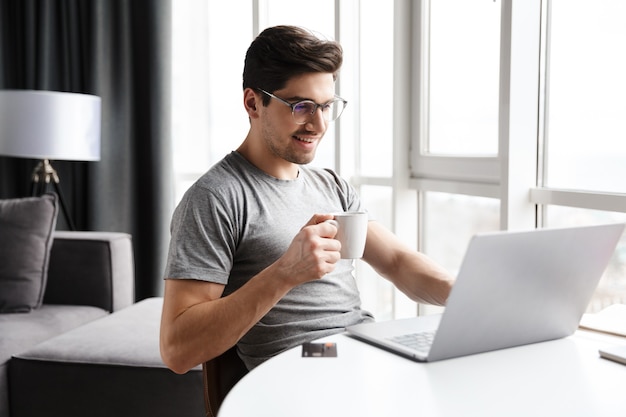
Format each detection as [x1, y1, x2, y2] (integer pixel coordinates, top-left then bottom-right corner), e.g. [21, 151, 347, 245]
[164, 151, 374, 369]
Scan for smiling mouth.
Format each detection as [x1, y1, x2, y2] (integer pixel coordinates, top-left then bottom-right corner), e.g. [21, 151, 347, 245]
[294, 135, 316, 143]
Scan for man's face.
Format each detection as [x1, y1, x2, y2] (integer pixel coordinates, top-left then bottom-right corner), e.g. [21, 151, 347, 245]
[259, 72, 335, 166]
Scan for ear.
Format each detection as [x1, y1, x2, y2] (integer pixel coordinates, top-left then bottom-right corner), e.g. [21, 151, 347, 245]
[243, 88, 260, 119]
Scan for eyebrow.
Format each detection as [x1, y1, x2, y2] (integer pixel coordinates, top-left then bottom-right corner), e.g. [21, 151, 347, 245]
[282, 94, 311, 102]
[286, 95, 336, 104]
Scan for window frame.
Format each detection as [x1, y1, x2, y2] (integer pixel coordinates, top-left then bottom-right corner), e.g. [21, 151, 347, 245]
[408, 0, 540, 231]
[354, 0, 626, 316]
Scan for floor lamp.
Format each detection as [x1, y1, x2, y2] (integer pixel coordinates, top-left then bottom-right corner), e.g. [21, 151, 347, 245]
[0, 90, 101, 230]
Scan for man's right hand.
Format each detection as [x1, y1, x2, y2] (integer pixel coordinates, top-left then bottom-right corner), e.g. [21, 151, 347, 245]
[273, 214, 342, 287]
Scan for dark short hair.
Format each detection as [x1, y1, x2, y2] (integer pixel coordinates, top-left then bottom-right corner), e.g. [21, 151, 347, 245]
[242, 25, 343, 105]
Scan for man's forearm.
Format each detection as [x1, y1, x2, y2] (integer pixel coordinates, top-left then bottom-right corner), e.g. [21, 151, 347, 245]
[385, 250, 455, 306]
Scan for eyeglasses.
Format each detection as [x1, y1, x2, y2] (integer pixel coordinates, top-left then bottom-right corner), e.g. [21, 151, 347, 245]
[257, 88, 347, 124]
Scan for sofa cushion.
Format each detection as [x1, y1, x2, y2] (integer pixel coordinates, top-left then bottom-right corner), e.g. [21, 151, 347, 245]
[10, 298, 204, 417]
[0, 304, 108, 366]
[12, 298, 197, 369]
[0, 194, 58, 313]
[0, 304, 107, 417]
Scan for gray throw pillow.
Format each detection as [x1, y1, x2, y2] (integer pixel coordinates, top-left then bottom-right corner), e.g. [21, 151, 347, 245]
[0, 194, 58, 313]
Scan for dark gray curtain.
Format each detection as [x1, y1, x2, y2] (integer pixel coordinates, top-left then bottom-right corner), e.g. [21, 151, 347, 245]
[0, 0, 173, 300]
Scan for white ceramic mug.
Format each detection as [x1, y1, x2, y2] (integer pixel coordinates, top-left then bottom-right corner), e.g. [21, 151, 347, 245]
[325, 211, 368, 259]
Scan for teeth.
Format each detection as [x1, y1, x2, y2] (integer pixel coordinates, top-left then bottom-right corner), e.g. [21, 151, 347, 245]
[295, 136, 315, 143]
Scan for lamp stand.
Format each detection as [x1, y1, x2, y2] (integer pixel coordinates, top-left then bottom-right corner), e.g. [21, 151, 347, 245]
[30, 159, 76, 231]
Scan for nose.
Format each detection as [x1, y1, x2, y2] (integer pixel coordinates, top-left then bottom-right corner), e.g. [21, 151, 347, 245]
[304, 107, 327, 131]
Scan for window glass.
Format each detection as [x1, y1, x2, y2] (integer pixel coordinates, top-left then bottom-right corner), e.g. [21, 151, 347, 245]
[357, 185, 395, 320]
[545, 0, 626, 193]
[262, 0, 335, 35]
[423, 192, 500, 274]
[359, 2, 394, 177]
[427, 0, 501, 155]
[420, 192, 499, 315]
[545, 206, 626, 313]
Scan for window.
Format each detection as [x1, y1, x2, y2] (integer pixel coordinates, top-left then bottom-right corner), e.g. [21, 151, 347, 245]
[358, 2, 394, 177]
[173, 0, 626, 319]
[411, 0, 626, 314]
[538, 0, 626, 311]
[428, 0, 501, 155]
[423, 192, 500, 274]
[544, 0, 626, 195]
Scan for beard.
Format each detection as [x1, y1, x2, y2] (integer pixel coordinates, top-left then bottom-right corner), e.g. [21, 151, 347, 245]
[262, 123, 321, 166]
[267, 140, 316, 165]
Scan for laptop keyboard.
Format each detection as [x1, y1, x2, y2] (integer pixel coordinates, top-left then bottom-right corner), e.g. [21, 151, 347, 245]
[387, 330, 436, 352]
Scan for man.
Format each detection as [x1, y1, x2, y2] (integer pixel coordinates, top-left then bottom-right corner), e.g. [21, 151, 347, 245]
[160, 25, 453, 374]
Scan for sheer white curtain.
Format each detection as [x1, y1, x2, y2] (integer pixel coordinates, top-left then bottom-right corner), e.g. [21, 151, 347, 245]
[172, 1, 252, 203]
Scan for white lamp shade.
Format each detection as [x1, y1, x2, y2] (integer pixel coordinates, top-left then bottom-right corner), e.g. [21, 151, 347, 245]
[0, 90, 101, 161]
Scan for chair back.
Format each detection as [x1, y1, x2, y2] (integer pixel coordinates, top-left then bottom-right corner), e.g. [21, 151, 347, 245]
[202, 346, 248, 417]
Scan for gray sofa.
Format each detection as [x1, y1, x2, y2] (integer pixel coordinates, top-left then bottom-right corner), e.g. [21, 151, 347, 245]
[0, 231, 134, 416]
[1, 231, 204, 416]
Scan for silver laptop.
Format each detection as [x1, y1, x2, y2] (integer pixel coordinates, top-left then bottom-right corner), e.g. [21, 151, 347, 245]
[346, 223, 625, 362]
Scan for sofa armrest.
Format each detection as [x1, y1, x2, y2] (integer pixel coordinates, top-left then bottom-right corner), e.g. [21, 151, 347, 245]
[43, 231, 134, 312]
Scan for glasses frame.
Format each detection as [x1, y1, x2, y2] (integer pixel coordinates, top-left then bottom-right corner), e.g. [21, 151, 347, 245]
[256, 88, 347, 124]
